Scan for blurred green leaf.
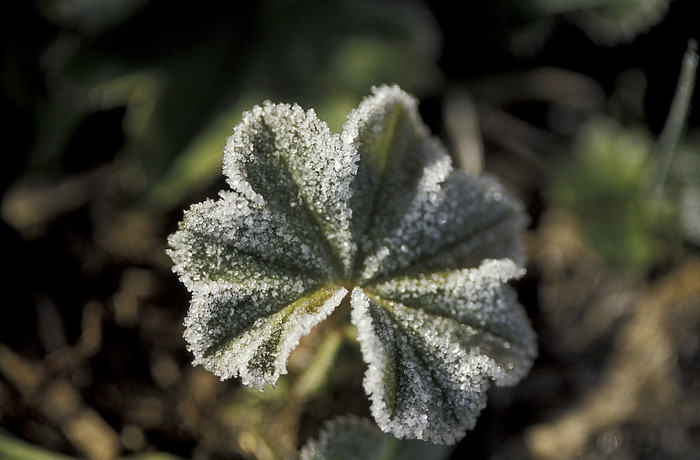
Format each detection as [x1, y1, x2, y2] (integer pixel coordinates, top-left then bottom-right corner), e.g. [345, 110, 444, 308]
[35, 0, 442, 211]
[549, 117, 677, 270]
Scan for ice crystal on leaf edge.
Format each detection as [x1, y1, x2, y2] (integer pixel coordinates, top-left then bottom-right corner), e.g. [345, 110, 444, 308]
[167, 85, 537, 444]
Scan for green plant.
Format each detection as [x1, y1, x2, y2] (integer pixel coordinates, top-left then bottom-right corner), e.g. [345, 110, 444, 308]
[167, 85, 537, 445]
[548, 42, 699, 271]
[549, 116, 672, 269]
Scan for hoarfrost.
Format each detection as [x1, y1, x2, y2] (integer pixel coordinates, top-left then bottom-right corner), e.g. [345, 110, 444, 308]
[352, 260, 537, 443]
[168, 84, 537, 443]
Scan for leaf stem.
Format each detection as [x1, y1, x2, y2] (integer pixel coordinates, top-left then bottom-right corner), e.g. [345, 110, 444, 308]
[651, 40, 698, 194]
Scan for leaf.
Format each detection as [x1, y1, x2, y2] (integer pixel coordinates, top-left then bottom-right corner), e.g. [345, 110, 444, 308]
[342, 87, 527, 282]
[351, 260, 536, 443]
[222, 102, 359, 278]
[168, 85, 536, 442]
[37, 0, 442, 205]
[182, 281, 347, 389]
[299, 415, 451, 460]
[548, 117, 673, 270]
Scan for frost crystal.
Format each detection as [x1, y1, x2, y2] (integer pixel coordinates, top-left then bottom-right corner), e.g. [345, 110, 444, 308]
[168, 85, 537, 444]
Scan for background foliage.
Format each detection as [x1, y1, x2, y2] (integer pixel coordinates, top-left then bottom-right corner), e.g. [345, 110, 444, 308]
[1, 0, 699, 458]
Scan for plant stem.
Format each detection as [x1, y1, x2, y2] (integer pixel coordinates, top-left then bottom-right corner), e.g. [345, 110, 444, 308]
[651, 40, 698, 194]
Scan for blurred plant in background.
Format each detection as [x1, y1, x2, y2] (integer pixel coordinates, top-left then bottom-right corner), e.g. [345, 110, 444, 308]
[549, 42, 697, 272]
[536, 0, 671, 44]
[549, 117, 673, 270]
[510, 0, 673, 56]
[22, 0, 441, 214]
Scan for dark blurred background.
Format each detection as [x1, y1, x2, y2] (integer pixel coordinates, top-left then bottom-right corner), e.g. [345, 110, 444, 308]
[2, 1, 700, 459]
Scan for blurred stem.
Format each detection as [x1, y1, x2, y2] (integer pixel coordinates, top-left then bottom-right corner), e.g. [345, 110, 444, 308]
[651, 40, 698, 194]
[292, 326, 345, 400]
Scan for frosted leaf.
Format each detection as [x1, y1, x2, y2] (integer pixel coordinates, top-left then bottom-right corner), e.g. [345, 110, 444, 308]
[168, 191, 337, 287]
[300, 415, 451, 460]
[342, 86, 526, 282]
[185, 280, 346, 389]
[351, 260, 536, 444]
[168, 84, 536, 442]
[223, 101, 358, 278]
[368, 259, 536, 386]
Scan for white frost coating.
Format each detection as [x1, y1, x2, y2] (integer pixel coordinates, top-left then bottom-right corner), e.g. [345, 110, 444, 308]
[351, 260, 537, 444]
[167, 190, 335, 286]
[186, 285, 347, 388]
[341, 85, 423, 163]
[348, 289, 393, 433]
[351, 287, 486, 444]
[168, 84, 536, 444]
[370, 259, 536, 378]
[222, 101, 359, 277]
[358, 152, 453, 280]
[342, 85, 527, 282]
[411, 173, 528, 270]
